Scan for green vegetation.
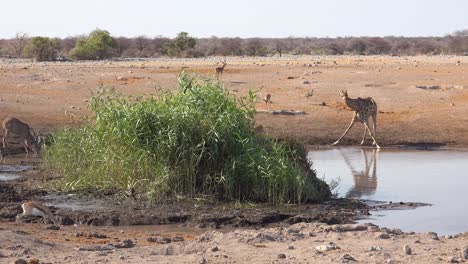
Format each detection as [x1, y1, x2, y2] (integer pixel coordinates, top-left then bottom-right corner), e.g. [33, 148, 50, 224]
[164, 32, 197, 57]
[44, 73, 330, 204]
[69, 29, 117, 60]
[23, 36, 60, 61]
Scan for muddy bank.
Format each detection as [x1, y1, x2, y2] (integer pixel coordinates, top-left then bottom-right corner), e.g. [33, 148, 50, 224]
[0, 175, 368, 228]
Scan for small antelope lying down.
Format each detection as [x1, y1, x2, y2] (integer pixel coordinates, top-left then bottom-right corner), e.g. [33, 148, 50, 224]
[16, 201, 59, 226]
[2, 117, 40, 154]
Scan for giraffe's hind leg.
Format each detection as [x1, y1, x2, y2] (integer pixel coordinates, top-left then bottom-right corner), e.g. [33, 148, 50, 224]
[371, 113, 377, 145]
[363, 122, 381, 148]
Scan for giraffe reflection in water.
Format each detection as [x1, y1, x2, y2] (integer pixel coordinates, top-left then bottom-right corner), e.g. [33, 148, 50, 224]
[340, 149, 378, 199]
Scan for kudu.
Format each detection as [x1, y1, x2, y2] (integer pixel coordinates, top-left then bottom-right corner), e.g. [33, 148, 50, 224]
[2, 117, 40, 154]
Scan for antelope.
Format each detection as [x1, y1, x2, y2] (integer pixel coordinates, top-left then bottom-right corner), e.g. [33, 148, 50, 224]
[2, 117, 40, 154]
[262, 93, 272, 105]
[215, 60, 227, 79]
[16, 201, 59, 226]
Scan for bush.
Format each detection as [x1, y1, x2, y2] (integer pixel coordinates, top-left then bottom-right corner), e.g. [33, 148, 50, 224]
[23, 36, 60, 61]
[164, 32, 197, 57]
[43, 73, 330, 204]
[69, 29, 117, 60]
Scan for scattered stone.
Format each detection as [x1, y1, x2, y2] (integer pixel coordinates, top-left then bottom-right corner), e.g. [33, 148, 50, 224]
[287, 76, 295, 79]
[28, 259, 40, 264]
[448, 256, 461, 263]
[303, 80, 310, 84]
[385, 259, 395, 264]
[404, 245, 412, 255]
[377, 233, 391, 239]
[288, 245, 294, 250]
[172, 236, 184, 242]
[315, 244, 339, 252]
[14, 259, 27, 264]
[211, 246, 219, 252]
[462, 247, 468, 260]
[414, 240, 421, 243]
[278, 253, 286, 259]
[114, 239, 135, 248]
[46, 225, 60, 230]
[369, 246, 383, 251]
[340, 254, 357, 262]
[78, 245, 114, 251]
[119, 255, 125, 260]
[320, 102, 326, 106]
[91, 232, 108, 239]
[199, 256, 206, 264]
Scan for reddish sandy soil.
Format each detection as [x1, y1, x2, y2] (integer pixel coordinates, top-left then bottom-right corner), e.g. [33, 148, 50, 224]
[1, 55, 468, 146]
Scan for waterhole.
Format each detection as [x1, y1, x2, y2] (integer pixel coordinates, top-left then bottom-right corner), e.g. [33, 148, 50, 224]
[308, 147, 468, 235]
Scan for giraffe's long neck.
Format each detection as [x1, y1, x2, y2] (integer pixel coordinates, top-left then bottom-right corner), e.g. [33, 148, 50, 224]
[344, 96, 362, 111]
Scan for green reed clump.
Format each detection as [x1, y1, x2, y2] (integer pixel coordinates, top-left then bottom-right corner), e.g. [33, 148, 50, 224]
[44, 72, 331, 204]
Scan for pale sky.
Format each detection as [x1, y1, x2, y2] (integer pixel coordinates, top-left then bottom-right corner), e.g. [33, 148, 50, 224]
[1, 0, 467, 38]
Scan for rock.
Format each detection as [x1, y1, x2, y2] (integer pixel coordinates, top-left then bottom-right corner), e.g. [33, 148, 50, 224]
[90, 232, 108, 239]
[78, 245, 114, 251]
[211, 246, 219, 252]
[377, 233, 391, 239]
[46, 225, 60, 230]
[199, 256, 206, 264]
[303, 80, 310, 84]
[14, 259, 27, 264]
[278, 253, 286, 259]
[320, 102, 327, 106]
[462, 247, 468, 259]
[340, 254, 356, 262]
[119, 255, 125, 260]
[114, 239, 134, 248]
[316, 244, 339, 252]
[28, 259, 40, 264]
[288, 245, 294, 250]
[385, 259, 395, 264]
[404, 245, 412, 255]
[448, 256, 461, 263]
[172, 236, 184, 242]
[369, 246, 383, 251]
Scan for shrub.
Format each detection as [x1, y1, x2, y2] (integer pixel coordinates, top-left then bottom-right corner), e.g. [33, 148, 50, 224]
[164, 32, 197, 57]
[43, 73, 330, 204]
[23, 36, 60, 61]
[69, 29, 117, 60]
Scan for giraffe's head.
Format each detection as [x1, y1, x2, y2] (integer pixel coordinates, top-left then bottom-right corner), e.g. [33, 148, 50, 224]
[340, 90, 348, 99]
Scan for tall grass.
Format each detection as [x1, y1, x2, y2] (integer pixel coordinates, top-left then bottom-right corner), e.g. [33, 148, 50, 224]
[44, 72, 330, 204]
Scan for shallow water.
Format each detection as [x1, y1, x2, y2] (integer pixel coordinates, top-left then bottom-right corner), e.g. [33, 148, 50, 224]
[0, 162, 32, 181]
[308, 147, 468, 235]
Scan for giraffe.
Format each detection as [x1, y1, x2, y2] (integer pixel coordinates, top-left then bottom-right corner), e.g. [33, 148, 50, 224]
[333, 90, 381, 148]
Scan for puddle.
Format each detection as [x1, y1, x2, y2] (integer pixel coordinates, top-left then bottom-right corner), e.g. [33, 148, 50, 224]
[42, 194, 107, 211]
[0, 173, 23, 181]
[0, 162, 33, 181]
[308, 147, 468, 235]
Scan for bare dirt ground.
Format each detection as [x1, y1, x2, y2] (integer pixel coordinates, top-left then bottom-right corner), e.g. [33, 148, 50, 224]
[1, 55, 468, 146]
[1, 55, 468, 263]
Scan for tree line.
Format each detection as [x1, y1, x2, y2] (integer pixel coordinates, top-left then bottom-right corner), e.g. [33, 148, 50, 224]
[1, 29, 468, 61]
